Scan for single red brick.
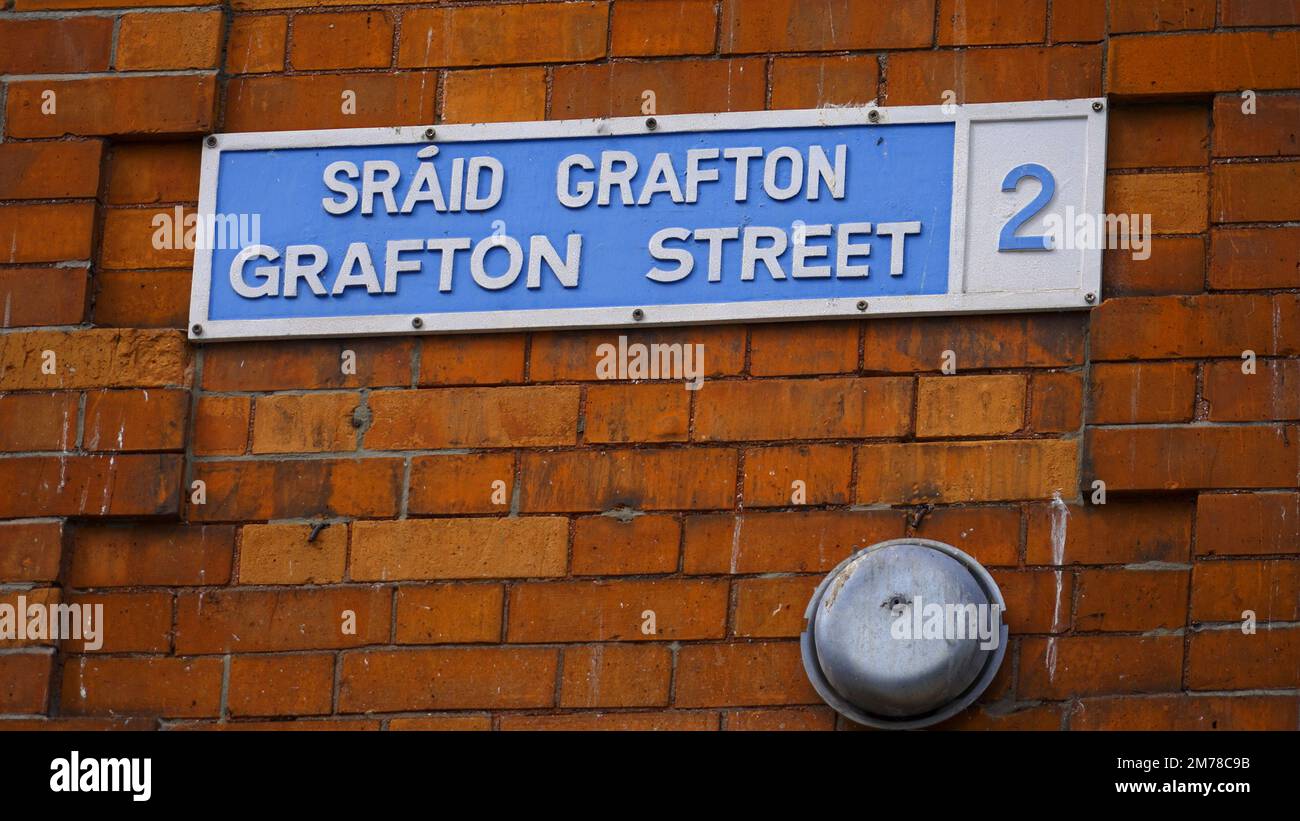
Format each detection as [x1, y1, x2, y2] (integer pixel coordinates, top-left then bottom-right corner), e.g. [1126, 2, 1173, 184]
[228, 654, 334, 717]
[339, 647, 558, 712]
[1188, 628, 1300, 690]
[916, 375, 1025, 437]
[552, 59, 766, 118]
[1196, 492, 1300, 556]
[991, 568, 1073, 633]
[175, 587, 390, 653]
[0, 392, 77, 451]
[560, 644, 672, 707]
[584, 382, 690, 443]
[202, 338, 411, 391]
[1087, 425, 1300, 491]
[612, 0, 716, 57]
[223, 73, 437, 132]
[62, 591, 172, 653]
[0, 17, 113, 73]
[0, 653, 52, 713]
[251, 392, 359, 454]
[398, 2, 607, 67]
[572, 514, 681, 576]
[733, 576, 819, 638]
[83, 389, 188, 451]
[1209, 227, 1300, 290]
[117, 11, 222, 70]
[887, 45, 1101, 105]
[1110, 0, 1214, 32]
[388, 715, 491, 731]
[441, 68, 546, 124]
[862, 313, 1084, 372]
[1105, 172, 1208, 234]
[0, 268, 89, 327]
[769, 56, 879, 109]
[1071, 695, 1299, 730]
[192, 395, 251, 456]
[1029, 371, 1083, 432]
[350, 518, 568, 581]
[364, 387, 578, 449]
[417, 333, 525, 385]
[0, 142, 103, 199]
[0, 204, 95, 264]
[1075, 568, 1190, 631]
[407, 452, 516, 515]
[1108, 31, 1300, 95]
[1191, 559, 1300, 623]
[674, 642, 818, 707]
[5, 76, 217, 138]
[1221, 0, 1300, 26]
[725, 707, 836, 731]
[742, 444, 853, 507]
[106, 142, 201, 204]
[749, 321, 858, 376]
[519, 448, 737, 512]
[720, 0, 934, 52]
[1089, 362, 1197, 423]
[530, 327, 745, 381]
[937, 0, 1047, 45]
[1106, 103, 1209, 168]
[395, 583, 504, 644]
[695, 377, 913, 441]
[1103, 237, 1205, 297]
[1091, 295, 1298, 360]
[99, 208, 193, 270]
[0, 455, 182, 518]
[0, 521, 63, 583]
[61, 657, 223, 717]
[857, 440, 1078, 504]
[69, 524, 234, 587]
[1050, 0, 1106, 42]
[1214, 93, 1300, 158]
[227, 15, 288, 74]
[1212, 161, 1300, 223]
[92, 270, 190, 328]
[237, 522, 348, 585]
[1204, 359, 1300, 422]
[189, 458, 403, 521]
[291, 11, 394, 71]
[914, 506, 1021, 567]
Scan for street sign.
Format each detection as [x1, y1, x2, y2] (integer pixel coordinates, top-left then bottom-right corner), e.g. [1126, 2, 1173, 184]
[188, 99, 1107, 342]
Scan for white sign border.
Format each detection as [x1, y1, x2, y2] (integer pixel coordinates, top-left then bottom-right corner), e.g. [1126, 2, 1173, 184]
[188, 98, 1106, 343]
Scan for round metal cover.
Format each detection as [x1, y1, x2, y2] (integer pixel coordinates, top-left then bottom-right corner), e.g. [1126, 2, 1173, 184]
[801, 538, 1008, 729]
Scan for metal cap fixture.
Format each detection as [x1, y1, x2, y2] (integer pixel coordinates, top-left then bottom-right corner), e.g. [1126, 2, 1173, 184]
[801, 538, 1008, 729]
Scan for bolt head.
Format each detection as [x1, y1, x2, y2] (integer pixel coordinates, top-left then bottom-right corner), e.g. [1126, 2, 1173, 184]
[1085, 292, 1097, 303]
[856, 300, 869, 311]
[645, 117, 657, 131]
[632, 308, 645, 321]
[412, 317, 424, 328]
[1092, 101, 1104, 112]
[424, 127, 436, 140]
[205, 136, 217, 148]
[867, 109, 880, 122]
[191, 323, 203, 335]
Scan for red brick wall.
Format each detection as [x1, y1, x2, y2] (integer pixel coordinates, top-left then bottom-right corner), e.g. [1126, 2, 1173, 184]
[0, 0, 1297, 731]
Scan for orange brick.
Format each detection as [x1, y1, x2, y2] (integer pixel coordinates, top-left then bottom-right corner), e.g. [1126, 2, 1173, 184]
[193, 395, 251, 456]
[69, 524, 233, 587]
[742, 444, 852, 507]
[530, 327, 745, 381]
[92, 270, 189, 328]
[1051, 1, 1105, 42]
[1091, 295, 1298, 360]
[499, 711, 718, 730]
[1213, 93, 1300, 158]
[1020, 635, 1183, 699]
[1072, 695, 1299, 730]
[733, 576, 818, 638]
[1029, 371, 1082, 432]
[1222, 0, 1300, 25]
[388, 715, 491, 731]
[856, 439, 1077, 503]
[0, 588, 60, 648]
[0, 142, 103, 200]
[1105, 172, 1208, 234]
[862, 313, 1084, 372]
[560, 644, 672, 707]
[1212, 161, 1300, 223]
[117, 11, 222, 70]
[749, 321, 857, 375]
[223, 73, 437, 132]
[552, 59, 765, 118]
[62, 591, 172, 653]
[229, 654, 334, 717]
[1088, 362, 1196, 423]
[106, 142, 201, 204]
[572, 514, 681, 575]
[100, 208, 193, 270]
[291, 11, 394, 70]
[887, 45, 1101, 105]
[395, 583, 503, 643]
[5, 75, 216, 138]
[238, 522, 348, 584]
[442, 67, 546, 124]
[0, 268, 89, 327]
[1209, 227, 1300, 289]
[227, 15, 288, 74]
[1110, 0, 1214, 32]
[695, 377, 912, 441]
[0, 455, 181, 518]
[252, 392, 359, 454]
[916, 375, 1025, 437]
[720, 0, 934, 52]
[584, 382, 689, 443]
[83, 389, 188, 451]
[398, 2, 607, 67]
[1108, 31, 1300, 95]
[365, 387, 577, 449]
[1103, 237, 1205, 297]
[0, 521, 63, 583]
[350, 517, 568, 581]
[1204, 360, 1300, 422]
[0, 17, 112, 73]
[726, 707, 836, 730]
[189, 458, 404, 521]
[508, 578, 727, 641]
[519, 448, 737, 512]
[612, 0, 716, 57]
[0, 204, 94, 264]
[1192, 559, 1300, 623]
[683, 509, 906, 574]
[407, 452, 515, 514]
[1106, 103, 1209, 169]
[675, 642, 817, 707]
[202, 338, 411, 391]
[770, 56, 879, 109]
[1196, 492, 1300, 556]
[1075, 568, 1190, 631]
[991, 568, 1073, 633]
[938, 0, 1046, 45]
[1087, 425, 1300, 490]
[61, 657, 223, 717]
[417, 333, 525, 385]
[0, 653, 52, 714]
[1188, 628, 1300, 690]
[340, 648, 558, 711]
[175, 587, 390, 653]
[1026, 500, 1192, 565]
[914, 506, 1021, 567]
[0, 392, 77, 451]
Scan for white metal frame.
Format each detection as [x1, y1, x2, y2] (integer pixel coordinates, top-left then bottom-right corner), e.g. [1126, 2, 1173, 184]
[188, 99, 1107, 342]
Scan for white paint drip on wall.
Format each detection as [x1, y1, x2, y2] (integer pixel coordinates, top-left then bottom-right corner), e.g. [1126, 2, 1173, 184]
[1046, 490, 1070, 682]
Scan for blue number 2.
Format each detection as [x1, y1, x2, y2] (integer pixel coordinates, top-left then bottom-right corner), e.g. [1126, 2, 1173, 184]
[997, 163, 1056, 251]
